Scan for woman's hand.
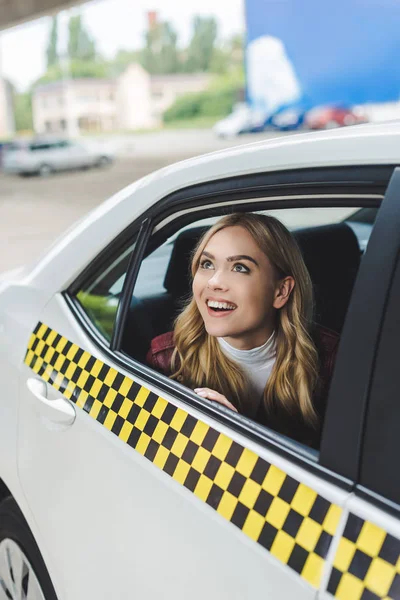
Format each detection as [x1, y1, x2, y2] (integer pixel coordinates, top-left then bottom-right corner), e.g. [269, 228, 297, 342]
[194, 388, 238, 412]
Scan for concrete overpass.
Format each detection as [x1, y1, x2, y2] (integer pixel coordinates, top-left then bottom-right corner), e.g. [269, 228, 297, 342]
[0, 0, 85, 30]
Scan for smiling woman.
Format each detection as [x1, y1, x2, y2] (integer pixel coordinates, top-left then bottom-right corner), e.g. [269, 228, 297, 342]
[147, 213, 339, 449]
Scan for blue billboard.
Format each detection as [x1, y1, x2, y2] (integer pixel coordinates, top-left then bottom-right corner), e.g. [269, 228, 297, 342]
[245, 0, 400, 115]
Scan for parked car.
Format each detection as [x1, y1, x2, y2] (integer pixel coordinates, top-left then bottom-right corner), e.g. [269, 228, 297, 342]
[213, 103, 266, 137]
[267, 106, 305, 131]
[305, 106, 367, 130]
[1, 123, 400, 600]
[2, 137, 113, 176]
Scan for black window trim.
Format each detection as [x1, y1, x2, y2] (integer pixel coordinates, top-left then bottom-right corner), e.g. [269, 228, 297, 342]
[111, 217, 152, 351]
[65, 164, 396, 491]
[355, 485, 400, 520]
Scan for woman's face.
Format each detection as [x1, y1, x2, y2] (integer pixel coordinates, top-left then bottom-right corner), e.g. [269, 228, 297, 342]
[192, 225, 291, 350]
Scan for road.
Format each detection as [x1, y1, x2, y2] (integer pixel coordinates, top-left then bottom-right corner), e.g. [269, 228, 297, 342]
[0, 129, 290, 271]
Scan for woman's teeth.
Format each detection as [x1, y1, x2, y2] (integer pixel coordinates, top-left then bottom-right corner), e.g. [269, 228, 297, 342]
[207, 300, 236, 310]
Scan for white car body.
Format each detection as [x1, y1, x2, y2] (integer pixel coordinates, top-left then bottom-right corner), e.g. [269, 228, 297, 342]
[2, 138, 113, 176]
[1, 123, 400, 600]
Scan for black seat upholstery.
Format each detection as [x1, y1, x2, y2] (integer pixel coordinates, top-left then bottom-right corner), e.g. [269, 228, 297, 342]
[294, 222, 360, 332]
[163, 226, 209, 308]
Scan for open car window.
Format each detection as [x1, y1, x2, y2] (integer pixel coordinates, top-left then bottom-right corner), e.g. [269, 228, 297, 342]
[118, 204, 377, 454]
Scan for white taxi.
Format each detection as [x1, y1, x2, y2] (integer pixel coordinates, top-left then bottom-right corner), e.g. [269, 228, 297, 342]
[1, 123, 400, 600]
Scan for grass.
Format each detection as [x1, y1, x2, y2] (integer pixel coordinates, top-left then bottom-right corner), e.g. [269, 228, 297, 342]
[163, 116, 220, 130]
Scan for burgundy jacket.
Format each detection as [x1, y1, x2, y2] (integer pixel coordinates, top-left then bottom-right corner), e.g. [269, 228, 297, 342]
[146, 325, 339, 449]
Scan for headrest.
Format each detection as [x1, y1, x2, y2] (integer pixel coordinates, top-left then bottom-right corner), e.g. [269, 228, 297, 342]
[294, 222, 360, 331]
[294, 222, 360, 285]
[164, 226, 209, 299]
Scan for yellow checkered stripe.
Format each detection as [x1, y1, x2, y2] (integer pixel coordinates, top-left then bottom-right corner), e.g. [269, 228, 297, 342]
[25, 322, 342, 588]
[328, 513, 400, 599]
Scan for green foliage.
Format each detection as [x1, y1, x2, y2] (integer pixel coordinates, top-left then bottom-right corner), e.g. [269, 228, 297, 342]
[76, 292, 118, 341]
[184, 16, 218, 72]
[109, 49, 142, 76]
[13, 92, 33, 132]
[163, 73, 244, 123]
[46, 16, 59, 69]
[140, 21, 180, 75]
[68, 15, 97, 61]
[34, 59, 108, 86]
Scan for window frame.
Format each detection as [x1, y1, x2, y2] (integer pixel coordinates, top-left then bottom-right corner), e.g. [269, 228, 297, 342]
[320, 167, 400, 489]
[351, 167, 400, 517]
[65, 164, 395, 490]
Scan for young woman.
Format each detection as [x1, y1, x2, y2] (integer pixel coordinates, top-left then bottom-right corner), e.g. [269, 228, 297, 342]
[147, 213, 339, 449]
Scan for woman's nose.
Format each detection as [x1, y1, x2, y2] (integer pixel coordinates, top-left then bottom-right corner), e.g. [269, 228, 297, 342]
[207, 269, 228, 290]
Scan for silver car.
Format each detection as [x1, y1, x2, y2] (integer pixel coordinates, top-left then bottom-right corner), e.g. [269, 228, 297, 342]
[2, 138, 113, 176]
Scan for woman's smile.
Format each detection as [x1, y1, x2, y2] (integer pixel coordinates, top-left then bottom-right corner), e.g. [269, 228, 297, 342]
[206, 297, 237, 317]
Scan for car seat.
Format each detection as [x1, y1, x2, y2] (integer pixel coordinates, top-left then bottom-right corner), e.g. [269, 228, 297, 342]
[294, 222, 360, 333]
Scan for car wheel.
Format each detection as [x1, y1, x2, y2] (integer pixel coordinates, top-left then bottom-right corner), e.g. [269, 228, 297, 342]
[38, 164, 53, 177]
[343, 114, 356, 126]
[325, 120, 340, 129]
[0, 498, 58, 600]
[96, 156, 111, 168]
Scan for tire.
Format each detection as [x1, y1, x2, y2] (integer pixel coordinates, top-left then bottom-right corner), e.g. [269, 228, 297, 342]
[38, 164, 53, 177]
[95, 156, 111, 168]
[325, 120, 339, 129]
[0, 497, 58, 600]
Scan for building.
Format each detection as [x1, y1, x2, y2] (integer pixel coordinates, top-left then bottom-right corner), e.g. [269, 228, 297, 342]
[0, 77, 15, 138]
[32, 63, 211, 136]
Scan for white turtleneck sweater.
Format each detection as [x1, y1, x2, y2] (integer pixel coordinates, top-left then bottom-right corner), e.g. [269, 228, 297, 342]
[217, 332, 277, 400]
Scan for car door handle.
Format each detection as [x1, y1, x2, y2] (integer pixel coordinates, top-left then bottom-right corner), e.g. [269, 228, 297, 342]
[26, 378, 76, 426]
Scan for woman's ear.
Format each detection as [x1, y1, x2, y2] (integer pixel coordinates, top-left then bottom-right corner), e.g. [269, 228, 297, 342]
[273, 276, 295, 309]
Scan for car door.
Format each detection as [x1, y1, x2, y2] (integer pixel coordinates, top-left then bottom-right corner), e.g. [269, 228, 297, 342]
[63, 141, 92, 169]
[17, 173, 385, 600]
[40, 141, 67, 171]
[318, 168, 400, 599]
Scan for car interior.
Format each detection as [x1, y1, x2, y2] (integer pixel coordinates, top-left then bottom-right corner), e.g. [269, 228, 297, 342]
[121, 206, 376, 364]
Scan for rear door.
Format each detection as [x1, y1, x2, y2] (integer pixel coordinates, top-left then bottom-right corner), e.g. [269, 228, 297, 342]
[319, 168, 400, 599]
[17, 168, 389, 600]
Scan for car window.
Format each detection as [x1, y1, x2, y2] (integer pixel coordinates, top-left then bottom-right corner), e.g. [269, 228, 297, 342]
[74, 241, 136, 342]
[30, 143, 53, 152]
[134, 206, 366, 302]
[121, 205, 374, 448]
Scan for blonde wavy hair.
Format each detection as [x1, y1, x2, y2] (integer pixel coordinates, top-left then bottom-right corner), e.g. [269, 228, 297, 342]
[171, 213, 320, 427]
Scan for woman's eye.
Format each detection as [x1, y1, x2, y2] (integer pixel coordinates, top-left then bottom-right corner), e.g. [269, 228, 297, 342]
[200, 260, 214, 270]
[233, 263, 250, 274]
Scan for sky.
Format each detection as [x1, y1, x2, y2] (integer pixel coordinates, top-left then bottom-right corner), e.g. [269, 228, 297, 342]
[0, 0, 244, 91]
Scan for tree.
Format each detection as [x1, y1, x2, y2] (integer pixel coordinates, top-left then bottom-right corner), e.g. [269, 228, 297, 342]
[185, 16, 218, 72]
[109, 49, 142, 76]
[140, 20, 180, 74]
[46, 16, 59, 68]
[209, 34, 244, 74]
[68, 14, 97, 61]
[13, 92, 33, 132]
[33, 59, 108, 87]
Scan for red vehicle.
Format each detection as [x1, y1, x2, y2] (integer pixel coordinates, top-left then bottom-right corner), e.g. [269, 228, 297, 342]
[305, 106, 367, 129]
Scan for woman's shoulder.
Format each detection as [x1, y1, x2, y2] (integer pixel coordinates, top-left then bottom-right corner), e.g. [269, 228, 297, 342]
[150, 331, 175, 353]
[146, 331, 175, 374]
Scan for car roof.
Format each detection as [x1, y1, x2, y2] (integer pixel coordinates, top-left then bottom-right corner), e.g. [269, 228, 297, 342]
[26, 122, 400, 292]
